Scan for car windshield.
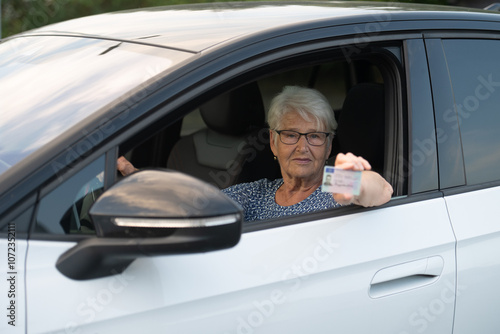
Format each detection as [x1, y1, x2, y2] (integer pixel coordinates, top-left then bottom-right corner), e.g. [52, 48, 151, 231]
[0, 35, 193, 176]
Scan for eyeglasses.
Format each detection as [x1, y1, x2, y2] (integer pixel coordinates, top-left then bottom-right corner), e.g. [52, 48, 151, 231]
[274, 130, 331, 146]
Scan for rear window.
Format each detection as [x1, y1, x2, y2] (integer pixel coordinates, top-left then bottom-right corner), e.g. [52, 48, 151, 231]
[443, 39, 500, 185]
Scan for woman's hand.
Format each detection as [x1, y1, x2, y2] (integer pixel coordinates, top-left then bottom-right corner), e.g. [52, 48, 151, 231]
[333, 152, 372, 171]
[117, 156, 138, 176]
[332, 153, 393, 207]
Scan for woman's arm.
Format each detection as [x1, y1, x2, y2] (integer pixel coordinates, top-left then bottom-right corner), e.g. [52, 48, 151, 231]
[332, 153, 393, 207]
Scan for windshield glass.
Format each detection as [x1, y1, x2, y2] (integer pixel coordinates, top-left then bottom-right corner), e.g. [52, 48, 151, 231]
[0, 35, 192, 176]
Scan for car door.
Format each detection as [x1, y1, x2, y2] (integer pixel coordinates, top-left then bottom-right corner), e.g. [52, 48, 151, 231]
[25, 189, 457, 334]
[25, 180, 457, 334]
[427, 35, 500, 333]
[20, 35, 458, 333]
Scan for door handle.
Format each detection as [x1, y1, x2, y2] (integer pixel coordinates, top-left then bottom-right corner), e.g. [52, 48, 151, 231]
[369, 256, 444, 298]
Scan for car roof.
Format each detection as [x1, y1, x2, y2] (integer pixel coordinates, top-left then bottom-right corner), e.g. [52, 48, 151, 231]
[19, 1, 499, 53]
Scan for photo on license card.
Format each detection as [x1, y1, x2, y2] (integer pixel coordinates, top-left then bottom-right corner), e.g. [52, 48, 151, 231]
[321, 166, 362, 195]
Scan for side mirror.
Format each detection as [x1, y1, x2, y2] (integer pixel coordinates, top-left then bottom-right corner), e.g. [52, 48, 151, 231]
[56, 170, 243, 280]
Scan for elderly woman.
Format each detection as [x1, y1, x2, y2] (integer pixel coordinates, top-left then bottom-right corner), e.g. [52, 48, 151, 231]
[118, 86, 393, 222]
[220, 86, 393, 221]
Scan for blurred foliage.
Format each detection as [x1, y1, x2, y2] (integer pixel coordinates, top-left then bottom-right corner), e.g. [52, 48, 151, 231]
[2, 0, 450, 38]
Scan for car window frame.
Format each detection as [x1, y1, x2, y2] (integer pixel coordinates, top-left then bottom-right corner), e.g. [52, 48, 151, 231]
[28, 30, 422, 241]
[404, 38, 439, 194]
[115, 39, 409, 231]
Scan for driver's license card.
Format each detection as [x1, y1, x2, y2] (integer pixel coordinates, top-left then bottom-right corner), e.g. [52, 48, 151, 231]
[321, 166, 362, 195]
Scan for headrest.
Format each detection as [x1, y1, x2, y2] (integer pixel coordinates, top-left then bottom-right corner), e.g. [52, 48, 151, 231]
[199, 82, 265, 136]
[336, 83, 385, 169]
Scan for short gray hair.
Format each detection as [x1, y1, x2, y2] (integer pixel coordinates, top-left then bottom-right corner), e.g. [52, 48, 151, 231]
[268, 86, 338, 136]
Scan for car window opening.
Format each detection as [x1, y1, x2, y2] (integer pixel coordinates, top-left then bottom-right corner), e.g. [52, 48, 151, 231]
[118, 49, 404, 224]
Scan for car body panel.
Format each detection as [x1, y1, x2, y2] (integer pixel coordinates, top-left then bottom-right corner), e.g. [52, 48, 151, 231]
[444, 187, 500, 333]
[25, 199, 455, 333]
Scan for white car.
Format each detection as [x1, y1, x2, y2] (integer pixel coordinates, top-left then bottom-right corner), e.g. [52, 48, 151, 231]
[1, 1, 500, 333]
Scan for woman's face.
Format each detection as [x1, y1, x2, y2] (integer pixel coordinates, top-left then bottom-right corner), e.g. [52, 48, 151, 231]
[270, 111, 332, 183]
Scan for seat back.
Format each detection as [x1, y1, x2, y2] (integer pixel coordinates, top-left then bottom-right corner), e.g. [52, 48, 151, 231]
[333, 83, 385, 174]
[167, 82, 279, 188]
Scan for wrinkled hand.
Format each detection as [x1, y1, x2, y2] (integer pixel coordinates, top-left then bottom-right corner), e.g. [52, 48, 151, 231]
[334, 152, 371, 172]
[332, 152, 393, 207]
[117, 156, 138, 176]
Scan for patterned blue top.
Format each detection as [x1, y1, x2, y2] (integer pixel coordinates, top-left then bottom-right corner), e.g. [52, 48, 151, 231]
[222, 178, 340, 222]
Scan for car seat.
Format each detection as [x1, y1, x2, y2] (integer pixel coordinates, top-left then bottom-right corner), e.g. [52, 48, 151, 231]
[333, 82, 385, 174]
[167, 82, 280, 189]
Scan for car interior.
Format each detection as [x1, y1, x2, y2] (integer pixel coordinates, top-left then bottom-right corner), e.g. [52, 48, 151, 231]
[48, 46, 405, 234]
[119, 51, 404, 197]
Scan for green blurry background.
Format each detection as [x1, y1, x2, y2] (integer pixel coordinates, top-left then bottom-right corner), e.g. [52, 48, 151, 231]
[0, 0, 490, 38]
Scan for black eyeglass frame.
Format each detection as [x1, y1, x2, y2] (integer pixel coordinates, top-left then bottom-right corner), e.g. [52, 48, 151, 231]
[273, 129, 332, 146]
